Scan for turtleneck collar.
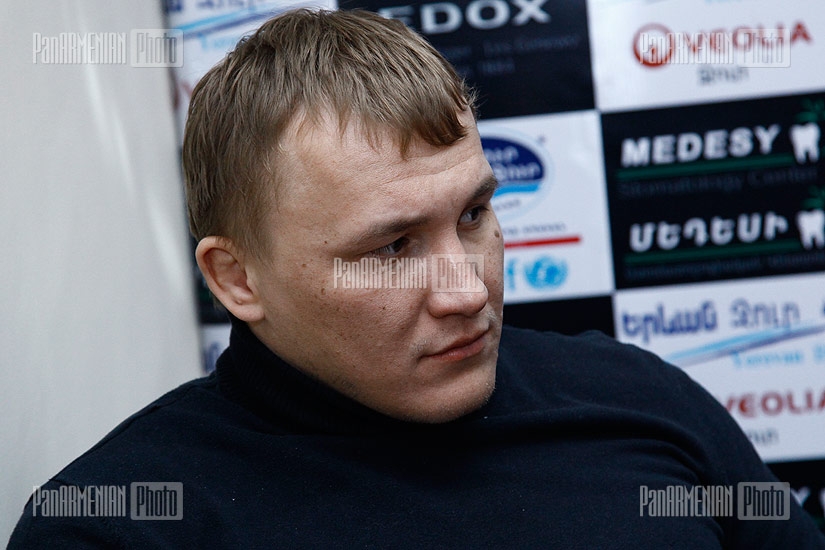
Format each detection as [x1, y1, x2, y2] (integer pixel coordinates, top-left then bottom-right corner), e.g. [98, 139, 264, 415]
[214, 316, 485, 436]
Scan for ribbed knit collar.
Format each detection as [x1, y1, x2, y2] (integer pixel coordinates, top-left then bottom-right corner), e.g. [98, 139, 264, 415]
[215, 316, 484, 436]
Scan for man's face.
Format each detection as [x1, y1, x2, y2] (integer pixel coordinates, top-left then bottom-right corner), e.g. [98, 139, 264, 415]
[246, 111, 504, 423]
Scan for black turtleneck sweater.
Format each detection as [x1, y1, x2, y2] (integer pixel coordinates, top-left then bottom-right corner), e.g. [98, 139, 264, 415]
[9, 322, 825, 548]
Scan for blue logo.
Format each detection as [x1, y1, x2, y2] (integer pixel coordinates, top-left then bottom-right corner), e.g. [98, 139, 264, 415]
[622, 301, 718, 344]
[505, 256, 567, 292]
[479, 126, 554, 222]
[525, 256, 567, 288]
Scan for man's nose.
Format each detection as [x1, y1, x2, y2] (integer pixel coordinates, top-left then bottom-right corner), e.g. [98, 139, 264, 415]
[426, 247, 489, 319]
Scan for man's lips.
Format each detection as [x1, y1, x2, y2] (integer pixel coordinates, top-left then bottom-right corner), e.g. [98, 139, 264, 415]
[423, 329, 489, 362]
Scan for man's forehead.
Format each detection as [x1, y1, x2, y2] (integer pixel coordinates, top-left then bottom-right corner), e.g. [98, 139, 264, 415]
[283, 107, 479, 159]
[276, 122, 479, 214]
[287, 116, 425, 166]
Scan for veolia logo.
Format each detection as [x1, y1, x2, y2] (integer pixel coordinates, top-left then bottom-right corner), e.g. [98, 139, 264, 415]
[479, 126, 553, 222]
[632, 20, 812, 69]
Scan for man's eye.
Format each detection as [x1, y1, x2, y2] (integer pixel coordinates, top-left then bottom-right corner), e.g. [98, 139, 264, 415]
[460, 205, 488, 225]
[370, 237, 408, 257]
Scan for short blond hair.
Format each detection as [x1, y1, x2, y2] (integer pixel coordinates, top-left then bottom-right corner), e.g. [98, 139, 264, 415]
[182, 8, 476, 259]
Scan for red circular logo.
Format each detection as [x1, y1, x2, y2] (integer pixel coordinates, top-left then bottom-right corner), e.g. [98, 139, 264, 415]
[633, 23, 675, 68]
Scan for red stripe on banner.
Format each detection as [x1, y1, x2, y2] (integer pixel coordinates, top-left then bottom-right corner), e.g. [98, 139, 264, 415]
[504, 236, 582, 249]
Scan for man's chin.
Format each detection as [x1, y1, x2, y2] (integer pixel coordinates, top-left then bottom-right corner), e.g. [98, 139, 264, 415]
[389, 364, 497, 424]
[423, 382, 496, 424]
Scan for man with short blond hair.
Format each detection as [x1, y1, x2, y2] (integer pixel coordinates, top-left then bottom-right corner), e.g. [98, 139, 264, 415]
[10, 9, 825, 548]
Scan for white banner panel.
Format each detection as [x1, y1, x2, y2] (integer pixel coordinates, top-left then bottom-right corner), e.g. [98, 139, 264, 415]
[588, 0, 825, 112]
[479, 111, 614, 303]
[614, 273, 825, 462]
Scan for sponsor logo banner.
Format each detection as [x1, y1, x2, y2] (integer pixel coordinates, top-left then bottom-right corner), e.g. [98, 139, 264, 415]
[587, 0, 825, 112]
[602, 92, 825, 290]
[479, 112, 613, 303]
[614, 272, 825, 461]
[341, 0, 595, 118]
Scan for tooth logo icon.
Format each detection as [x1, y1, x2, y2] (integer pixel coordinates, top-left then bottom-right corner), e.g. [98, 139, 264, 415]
[796, 209, 825, 249]
[790, 122, 821, 163]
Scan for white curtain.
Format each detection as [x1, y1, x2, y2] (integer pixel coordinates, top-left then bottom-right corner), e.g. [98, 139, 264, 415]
[0, 1, 201, 543]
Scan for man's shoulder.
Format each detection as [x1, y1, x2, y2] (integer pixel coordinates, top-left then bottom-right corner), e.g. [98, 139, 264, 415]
[494, 324, 712, 416]
[46, 373, 247, 484]
[499, 323, 674, 378]
[8, 375, 227, 547]
[500, 323, 622, 353]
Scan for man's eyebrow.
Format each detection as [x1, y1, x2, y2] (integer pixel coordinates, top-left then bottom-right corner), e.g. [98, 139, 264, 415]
[349, 175, 500, 249]
[473, 174, 500, 201]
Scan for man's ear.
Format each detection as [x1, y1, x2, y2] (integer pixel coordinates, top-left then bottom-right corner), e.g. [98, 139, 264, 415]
[195, 237, 264, 323]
